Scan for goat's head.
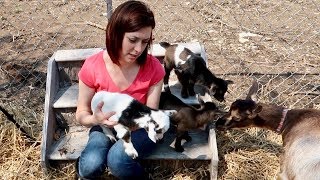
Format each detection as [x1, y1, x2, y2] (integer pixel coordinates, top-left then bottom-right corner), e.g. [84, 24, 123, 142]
[148, 110, 176, 142]
[196, 94, 226, 120]
[215, 99, 262, 130]
[215, 79, 263, 130]
[209, 78, 234, 102]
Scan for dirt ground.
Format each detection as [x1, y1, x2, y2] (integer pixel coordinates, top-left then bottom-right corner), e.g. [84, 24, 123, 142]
[0, 0, 319, 179]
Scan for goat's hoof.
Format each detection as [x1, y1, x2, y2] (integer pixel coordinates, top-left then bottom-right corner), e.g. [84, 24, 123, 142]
[181, 93, 189, 98]
[189, 91, 196, 96]
[175, 146, 184, 152]
[107, 135, 117, 143]
[164, 88, 172, 94]
[125, 149, 139, 159]
[157, 139, 164, 144]
[184, 135, 192, 142]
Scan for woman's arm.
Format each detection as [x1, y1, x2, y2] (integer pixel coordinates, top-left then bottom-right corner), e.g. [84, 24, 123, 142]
[146, 79, 164, 109]
[76, 80, 117, 127]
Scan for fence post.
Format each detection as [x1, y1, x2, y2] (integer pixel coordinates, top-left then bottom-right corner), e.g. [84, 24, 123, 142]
[105, 0, 112, 20]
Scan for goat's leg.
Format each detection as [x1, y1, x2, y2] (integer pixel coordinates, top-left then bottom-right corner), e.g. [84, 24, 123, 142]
[176, 72, 190, 98]
[101, 125, 117, 142]
[188, 81, 196, 96]
[174, 131, 186, 152]
[163, 64, 172, 93]
[181, 131, 192, 142]
[114, 124, 138, 159]
[146, 122, 157, 143]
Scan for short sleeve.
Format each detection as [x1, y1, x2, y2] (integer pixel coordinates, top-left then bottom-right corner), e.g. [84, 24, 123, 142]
[148, 55, 165, 86]
[78, 58, 95, 88]
[78, 51, 104, 89]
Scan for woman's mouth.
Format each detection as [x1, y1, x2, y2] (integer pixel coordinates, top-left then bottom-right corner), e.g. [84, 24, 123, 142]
[128, 54, 138, 60]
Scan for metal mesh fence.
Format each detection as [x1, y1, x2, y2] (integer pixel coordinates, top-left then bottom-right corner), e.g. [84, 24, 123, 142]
[0, 0, 319, 157]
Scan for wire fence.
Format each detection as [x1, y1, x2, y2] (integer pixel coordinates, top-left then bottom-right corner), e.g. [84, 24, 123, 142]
[0, 0, 319, 163]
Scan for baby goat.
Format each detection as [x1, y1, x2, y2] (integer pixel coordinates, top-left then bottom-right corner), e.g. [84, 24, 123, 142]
[159, 42, 233, 101]
[91, 91, 175, 159]
[160, 91, 224, 152]
[215, 80, 320, 180]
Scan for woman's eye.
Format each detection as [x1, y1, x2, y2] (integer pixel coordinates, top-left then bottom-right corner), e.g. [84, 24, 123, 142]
[142, 41, 149, 44]
[129, 38, 137, 43]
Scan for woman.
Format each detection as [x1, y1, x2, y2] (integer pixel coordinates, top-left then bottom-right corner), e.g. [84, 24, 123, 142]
[75, 1, 164, 179]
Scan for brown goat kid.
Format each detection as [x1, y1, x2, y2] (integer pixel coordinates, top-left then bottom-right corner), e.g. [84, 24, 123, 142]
[215, 80, 320, 180]
[160, 91, 224, 152]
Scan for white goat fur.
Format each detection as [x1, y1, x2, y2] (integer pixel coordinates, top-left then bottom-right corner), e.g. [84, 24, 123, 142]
[91, 91, 172, 159]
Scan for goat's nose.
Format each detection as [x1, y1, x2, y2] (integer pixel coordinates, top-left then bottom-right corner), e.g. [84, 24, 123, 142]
[215, 119, 226, 130]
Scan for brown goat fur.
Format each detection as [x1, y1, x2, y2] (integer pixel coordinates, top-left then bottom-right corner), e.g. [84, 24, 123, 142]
[215, 80, 320, 180]
[160, 91, 224, 152]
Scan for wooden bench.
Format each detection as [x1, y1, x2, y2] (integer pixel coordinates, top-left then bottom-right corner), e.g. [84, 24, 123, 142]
[41, 42, 219, 179]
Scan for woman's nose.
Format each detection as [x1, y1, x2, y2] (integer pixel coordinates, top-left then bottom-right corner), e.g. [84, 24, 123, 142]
[134, 42, 143, 53]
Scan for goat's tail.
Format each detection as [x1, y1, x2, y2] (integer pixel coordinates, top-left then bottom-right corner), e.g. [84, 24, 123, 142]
[159, 41, 171, 48]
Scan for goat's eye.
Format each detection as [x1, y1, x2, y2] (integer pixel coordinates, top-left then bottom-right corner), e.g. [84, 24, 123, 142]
[156, 129, 162, 133]
[233, 117, 241, 121]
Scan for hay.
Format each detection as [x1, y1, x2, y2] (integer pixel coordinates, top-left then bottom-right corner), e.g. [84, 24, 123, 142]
[217, 128, 282, 180]
[0, 117, 44, 179]
[1, 109, 283, 179]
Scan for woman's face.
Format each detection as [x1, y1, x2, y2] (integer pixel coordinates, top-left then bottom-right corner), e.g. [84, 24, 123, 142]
[120, 26, 152, 64]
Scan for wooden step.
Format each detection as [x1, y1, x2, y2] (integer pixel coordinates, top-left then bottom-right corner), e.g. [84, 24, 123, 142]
[54, 42, 206, 63]
[53, 81, 211, 109]
[42, 43, 218, 180]
[48, 126, 216, 161]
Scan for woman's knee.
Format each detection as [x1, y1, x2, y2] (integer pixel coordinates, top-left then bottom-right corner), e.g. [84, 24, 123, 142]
[107, 129, 156, 178]
[78, 125, 113, 178]
[107, 140, 144, 177]
[78, 152, 107, 178]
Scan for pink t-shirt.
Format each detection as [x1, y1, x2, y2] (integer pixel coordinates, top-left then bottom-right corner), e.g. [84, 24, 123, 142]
[78, 50, 165, 104]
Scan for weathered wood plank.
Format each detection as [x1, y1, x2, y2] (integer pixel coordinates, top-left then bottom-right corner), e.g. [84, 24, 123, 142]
[146, 129, 212, 160]
[41, 54, 59, 171]
[53, 84, 79, 108]
[48, 126, 212, 161]
[209, 129, 219, 180]
[149, 42, 204, 57]
[55, 48, 103, 62]
[54, 42, 205, 63]
[52, 81, 211, 109]
[48, 126, 89, 160]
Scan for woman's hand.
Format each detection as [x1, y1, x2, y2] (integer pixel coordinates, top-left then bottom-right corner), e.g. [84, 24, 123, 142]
[93, 101, 118, 127]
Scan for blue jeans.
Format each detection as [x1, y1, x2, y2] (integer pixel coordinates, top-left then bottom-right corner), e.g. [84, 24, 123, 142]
[77, 125, 156, 179]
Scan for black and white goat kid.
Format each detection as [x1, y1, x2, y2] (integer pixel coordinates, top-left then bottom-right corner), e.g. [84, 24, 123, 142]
[159, 42, 233, 102]
[91, 91, 175, 159]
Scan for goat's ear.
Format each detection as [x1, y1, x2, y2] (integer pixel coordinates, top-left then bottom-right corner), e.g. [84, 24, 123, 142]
[209, 84, 217, 94]
[175, 68, 183, 73]
[163, 110, 177, 116]
[187, 58, 196, 74]
[226, 80, 234, 85]
[196, 94, 206, 105]
[253, 105, 262, 114]
[245, 79, 259, 101]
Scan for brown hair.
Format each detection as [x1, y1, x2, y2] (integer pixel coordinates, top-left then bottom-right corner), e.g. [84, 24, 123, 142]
[106, 1, 155, 65]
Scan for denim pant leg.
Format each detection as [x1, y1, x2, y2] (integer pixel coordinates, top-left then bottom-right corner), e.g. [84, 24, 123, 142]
[107, 128, 156, 179]
[78, 125, 113, 179]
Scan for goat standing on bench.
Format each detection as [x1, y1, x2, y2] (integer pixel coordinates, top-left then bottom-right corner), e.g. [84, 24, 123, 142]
[215, 80, 320, 180]
[160, 91, 224, 152]
[159, 42, 233, 101]
[91, 91, 175, 159]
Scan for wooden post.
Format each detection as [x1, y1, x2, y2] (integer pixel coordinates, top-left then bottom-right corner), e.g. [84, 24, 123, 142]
[105, 0, 112, 20]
